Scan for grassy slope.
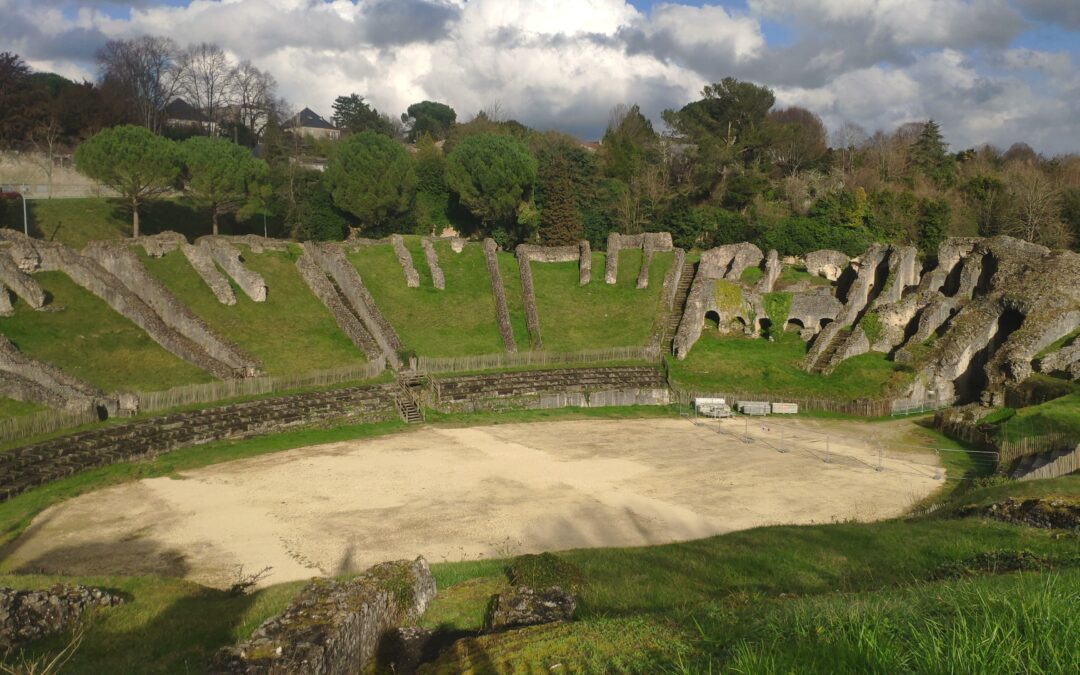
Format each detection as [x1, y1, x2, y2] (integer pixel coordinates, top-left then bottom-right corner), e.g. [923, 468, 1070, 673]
[497, 250, 530, 348]
[141, 247, 365, 376]
[668, 330, 912, 400]
[348, 239, 505, 357]
[0, 398, 46, 418]
[997, 392, 1080, 441]
[530, 249, 672, 352]
[0, 271, 212, 392]
[23, 197, 268, 250]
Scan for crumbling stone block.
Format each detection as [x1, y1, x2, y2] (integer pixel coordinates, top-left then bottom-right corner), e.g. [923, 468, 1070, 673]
[804, 249, 849, 282]
[484, 239, 516, 353]
[486, 586, 576, 631]
[391, 234, 420, 288]
[0, 254, 45, 309]
[212, 557, 436, 675]
[420, 237, 445, 290]
[0, 585, 123, 648]
[181, 242, 236, 305]
[200, 238, 267, 302]
[137, 231, 186, 258]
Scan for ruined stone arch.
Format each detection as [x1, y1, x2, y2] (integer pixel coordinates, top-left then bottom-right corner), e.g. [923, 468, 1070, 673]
[785, 318, 805, 332]
[704, 310, 721, 330]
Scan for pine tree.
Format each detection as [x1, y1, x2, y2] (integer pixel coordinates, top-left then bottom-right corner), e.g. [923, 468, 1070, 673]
[539, 156, 583, 245]
[909, 120, 955, 186]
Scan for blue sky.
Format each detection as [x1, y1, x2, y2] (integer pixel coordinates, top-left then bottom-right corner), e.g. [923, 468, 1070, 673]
[5, 0, 1079, 152]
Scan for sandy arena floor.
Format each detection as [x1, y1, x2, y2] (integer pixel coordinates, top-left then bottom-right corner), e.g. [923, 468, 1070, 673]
[3, 417, 943, 588]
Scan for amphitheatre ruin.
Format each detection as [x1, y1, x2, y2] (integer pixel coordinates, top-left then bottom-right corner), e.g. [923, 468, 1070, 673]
[0, 227, 1077, 671]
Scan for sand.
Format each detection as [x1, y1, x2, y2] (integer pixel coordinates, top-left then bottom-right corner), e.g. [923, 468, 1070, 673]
[3, 417, 942, 588]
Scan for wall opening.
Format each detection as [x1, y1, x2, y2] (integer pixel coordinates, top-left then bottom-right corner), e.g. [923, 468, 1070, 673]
[704, 310, 721, 330]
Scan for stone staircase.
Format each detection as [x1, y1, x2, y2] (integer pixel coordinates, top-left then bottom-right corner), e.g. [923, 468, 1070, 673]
[807, 326, 852, 374]
[1010, 445, 1080, 482]
[433, 366, 666, 404]
[395, 371, 426, 424]
[0, 384, 397, 502]
[663, 260, 697, 354]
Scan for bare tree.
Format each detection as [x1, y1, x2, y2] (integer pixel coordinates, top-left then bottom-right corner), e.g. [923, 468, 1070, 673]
[29, 117, 62, 197]
[181, 42, 235, 135]
[230, 60, 277, 139]
[96, 36, 185, 133]
[832, 120, 867, 174]
[1003, 162, 1068, 247]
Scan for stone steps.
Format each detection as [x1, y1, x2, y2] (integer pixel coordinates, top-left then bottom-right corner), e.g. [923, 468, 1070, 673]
[663, 260, 697, 353]
[0, 384, 397, 502]
[435, 366, 666, 403]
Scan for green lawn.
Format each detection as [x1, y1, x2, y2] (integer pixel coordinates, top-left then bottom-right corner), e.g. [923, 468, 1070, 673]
[992, 391, 1080, 442]
[141, 247, 365, 376]
[23, 197, 266, 250]
[530, 249, 672, 351]
[668, 330, 913, 400]
[0, 398, 47, 418]
[0, 271, 212, 392]
[348, 239, 506, 357]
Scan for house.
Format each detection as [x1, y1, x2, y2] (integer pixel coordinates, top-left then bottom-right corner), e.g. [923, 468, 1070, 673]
[285, 108, 341, 141]
[164, 99, 208, 131]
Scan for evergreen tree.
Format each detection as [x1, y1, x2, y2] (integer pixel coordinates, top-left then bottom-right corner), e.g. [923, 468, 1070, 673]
[918, 197, 950, 254]
[909, 120, 955, 186]
[539, 156, 582, 245]
[413, 134, 450, 233]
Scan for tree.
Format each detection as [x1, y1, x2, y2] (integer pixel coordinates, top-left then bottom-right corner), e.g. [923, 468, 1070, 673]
[909, 120, 955, 186]
[402, 101, 457, 142]
[446, 133, 537, 235]
[413, 134, 450, 233]
[0, 52, 40, 146]
[325, 131, 416, 232]
[600, 104, 658, 182]
[767, 107, 828, 175]
[180, 42, 234, 135]
[331, 94, 392, 136]
[96, 36, 184, 133]
[832, 120, 868, 174]
[917, 197, 950, 253]
[74, 125, 181, 237]
[230, 60, 278, 140]
[962, 174, 1007, 236]
[1003, 162, 1067, 247]
[180, 136, 267, 235]
[539, 155, 582, 245]
[662, 77, 775, 201]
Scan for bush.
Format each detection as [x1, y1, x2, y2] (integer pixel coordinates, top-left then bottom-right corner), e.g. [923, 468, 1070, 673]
[758, 216, 872, 256]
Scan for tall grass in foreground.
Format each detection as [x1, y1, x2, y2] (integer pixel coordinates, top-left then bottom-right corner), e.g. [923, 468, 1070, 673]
[709, 571, 1079, 674]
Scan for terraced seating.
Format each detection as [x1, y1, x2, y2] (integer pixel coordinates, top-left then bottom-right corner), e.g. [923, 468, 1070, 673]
[0, 384, 397, 502]
[434, 366, 666, 403]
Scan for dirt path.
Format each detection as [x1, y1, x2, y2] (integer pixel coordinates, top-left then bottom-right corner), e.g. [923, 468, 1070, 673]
[3, 417, 942, 588]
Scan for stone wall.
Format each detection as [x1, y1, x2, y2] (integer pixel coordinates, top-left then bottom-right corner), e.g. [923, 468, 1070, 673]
[604, 232, 673, 284]
[483, 238, 516, 353]
[0, 382, 397, 502]
[636, 249, 653, 289]
[181, 242, 236, 305]
[0, 284, 11, 316]
[391, 234, 420, 288]
[804, 249, 849, 281]
[420, 237, 445, 290]
[578, 240, 591, 286]
[307, 244, 403, 367]
[1038, 340, 1080, 379]
[137, 231, 186, 258]
[515, 245, 545, 349]
[755, 249, 782, 293]
[84, 241, 260, 377]
[296, 246, 383, 360]
[199, 237, 267, 302]
[212, 557, 436, 675]
[0, 585, 123, 648]
[698, 242, 764, 281]
[0, 253, 45, 309]
[1, 233, 240, 381]
[0, 334, 108, 413]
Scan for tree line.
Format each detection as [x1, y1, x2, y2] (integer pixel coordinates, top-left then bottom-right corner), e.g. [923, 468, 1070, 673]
[2, 44, 1077, 254]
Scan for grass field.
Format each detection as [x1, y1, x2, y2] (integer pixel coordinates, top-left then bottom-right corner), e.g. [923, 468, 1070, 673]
[141, 247, 366, 376]
[348, 239, 506, 356]
[0, 398, 46, 418]
[0, 271, 212, 392]
[668, 329, 913, 400]
[985, 391, 1080, 442]
[22, 197, 268, 250]
[530, 249, 672, 351]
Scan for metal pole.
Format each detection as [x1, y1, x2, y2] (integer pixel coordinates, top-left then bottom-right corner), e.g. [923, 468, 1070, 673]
[21, 191, 28, 236]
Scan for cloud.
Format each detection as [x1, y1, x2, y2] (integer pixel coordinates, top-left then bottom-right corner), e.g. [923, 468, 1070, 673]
[1, 0, 1078, 152]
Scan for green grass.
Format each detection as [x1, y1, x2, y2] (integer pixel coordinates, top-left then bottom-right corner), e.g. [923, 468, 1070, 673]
[348, 239, 505, 356]
[0, 398, 47, 418]
[775, 265, 834, 291]
[668, 330, 912, 400]
[25, 197, 261, 250]
[0, 271, 212, 392]
[995, 392, 1080, 442]
[530, 249, 672, 351]
[496, 250, 531, 348]
[142, 247, 366, 376]
[1035, 327, 1079, 360]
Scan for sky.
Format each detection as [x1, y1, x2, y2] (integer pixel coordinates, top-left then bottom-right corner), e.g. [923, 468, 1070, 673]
[3, 0, 1079, 153]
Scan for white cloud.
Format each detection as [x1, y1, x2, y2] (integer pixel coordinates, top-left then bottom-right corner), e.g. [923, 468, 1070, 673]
[1, 0, 1078, 152]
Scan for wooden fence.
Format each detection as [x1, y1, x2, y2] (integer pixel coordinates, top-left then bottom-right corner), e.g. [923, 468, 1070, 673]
[934, 410, 1078, 470]
[135, 357, 387, 413]
[0, 407, 101, 445]
[414, 346, 660, 375]
[998, 432, 1079, 467]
